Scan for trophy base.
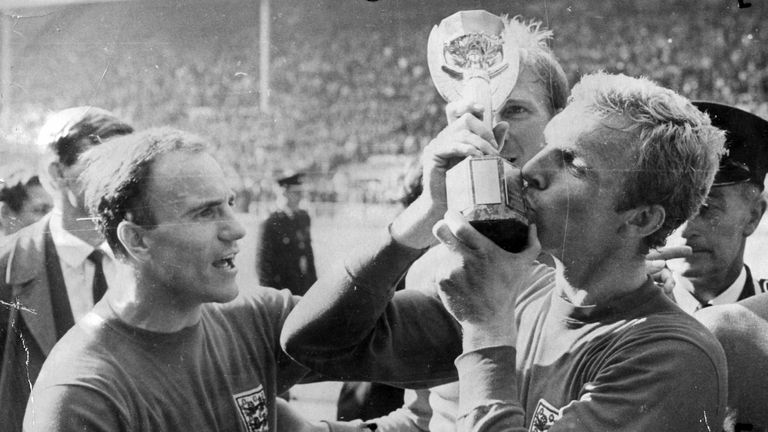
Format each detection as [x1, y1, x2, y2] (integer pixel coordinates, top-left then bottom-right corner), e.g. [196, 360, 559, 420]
[470, 219, 528, 253]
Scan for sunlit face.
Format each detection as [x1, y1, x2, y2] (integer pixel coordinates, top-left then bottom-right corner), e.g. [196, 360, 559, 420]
[521, 107, 633, 265]
[667, 184, 757, 289]
[140, 151, 246, 306]
[495, 67, 555, 166]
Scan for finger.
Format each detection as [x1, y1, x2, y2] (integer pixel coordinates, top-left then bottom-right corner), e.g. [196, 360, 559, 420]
[446, 100, 484, 123]
[493, 121, 509, 152]
[659, 268, 676, 296]
[647, 245, 692, 261]
[427, 134, 499, 162]
[432, 219, 464, 252]
[645, 259, 667, 274]
[443, 210, 487, 251]
[455, 113, 498, 151]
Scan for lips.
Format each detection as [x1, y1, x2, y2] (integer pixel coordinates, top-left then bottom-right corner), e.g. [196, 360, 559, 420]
[212, 251, 238, 269]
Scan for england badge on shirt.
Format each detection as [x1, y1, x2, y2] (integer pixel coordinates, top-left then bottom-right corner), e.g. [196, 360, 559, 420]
[529, 398, 561, 432]
[233, 385, 269, 432]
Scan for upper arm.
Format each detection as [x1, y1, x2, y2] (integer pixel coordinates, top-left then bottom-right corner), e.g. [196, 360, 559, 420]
[24, 385, 126, 432]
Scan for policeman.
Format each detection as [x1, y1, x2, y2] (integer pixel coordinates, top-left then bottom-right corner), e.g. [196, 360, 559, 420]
[668, 102, 768, 313]
[255, 172, 317, 296]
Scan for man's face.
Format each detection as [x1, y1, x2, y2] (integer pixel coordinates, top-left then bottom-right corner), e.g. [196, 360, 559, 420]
[7, 184, 52, 233]
[668, 184, 758, 288]
[281, 184, 303, 209]
[521, 106, 633, 265]
[495, 67, 555, 166]
[140, 151, 246, 305]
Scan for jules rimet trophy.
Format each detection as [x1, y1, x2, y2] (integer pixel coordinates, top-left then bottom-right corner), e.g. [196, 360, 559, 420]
[427, 10, 529, 252]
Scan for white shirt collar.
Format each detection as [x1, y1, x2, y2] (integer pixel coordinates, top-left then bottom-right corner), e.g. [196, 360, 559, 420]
[49, 211, 113, 267]
[673, 267, 747, 314]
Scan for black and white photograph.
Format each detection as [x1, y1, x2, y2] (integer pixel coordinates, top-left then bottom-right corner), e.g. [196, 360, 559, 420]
[1, 0, 767, 431]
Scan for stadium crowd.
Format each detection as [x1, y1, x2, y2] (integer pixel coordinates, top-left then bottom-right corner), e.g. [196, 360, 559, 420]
[4, 0, 766, 207]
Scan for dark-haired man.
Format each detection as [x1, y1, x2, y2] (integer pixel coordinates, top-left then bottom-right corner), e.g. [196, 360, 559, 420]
[0, 107, 133, 431]
[23, 128, 367, 432]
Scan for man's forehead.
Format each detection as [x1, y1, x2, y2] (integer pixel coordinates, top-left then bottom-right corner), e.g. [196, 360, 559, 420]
[544, 107, 596, 143]
[146, 152, 228, 205]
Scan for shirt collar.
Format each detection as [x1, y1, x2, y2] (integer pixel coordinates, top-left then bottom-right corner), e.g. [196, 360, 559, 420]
[673, 267, 747, 313]
[49, 211, 113, 267]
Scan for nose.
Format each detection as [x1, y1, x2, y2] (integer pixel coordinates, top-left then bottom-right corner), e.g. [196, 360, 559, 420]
[521, 152, 548, 191]
[679, 216, 707, 239]
[219, 208, 247, 242]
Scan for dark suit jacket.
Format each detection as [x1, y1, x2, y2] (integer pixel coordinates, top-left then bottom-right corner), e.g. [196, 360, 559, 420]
[0, 214, 72, 431]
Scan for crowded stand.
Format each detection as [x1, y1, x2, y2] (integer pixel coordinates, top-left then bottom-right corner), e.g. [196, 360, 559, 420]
[3, 0, 767, 207]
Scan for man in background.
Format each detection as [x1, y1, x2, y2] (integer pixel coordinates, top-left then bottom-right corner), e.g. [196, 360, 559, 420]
[256, 171, 317, 296]
[0, 106, 133, 432]
[668, 102, 768, 313]
[0, 162, 52, 236]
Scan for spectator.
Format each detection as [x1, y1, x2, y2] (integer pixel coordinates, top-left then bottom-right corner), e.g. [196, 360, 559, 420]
[0, 106, 132, 432]
[281, 72, 728, 431]
[0, 162, 52, 236]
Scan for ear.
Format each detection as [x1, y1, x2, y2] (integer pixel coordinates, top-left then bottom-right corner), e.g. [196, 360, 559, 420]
[46, 161, 68, 190]
[743, 194, 767, 237]
[117, 220, 151, 262]
[619, 204, 666, 239]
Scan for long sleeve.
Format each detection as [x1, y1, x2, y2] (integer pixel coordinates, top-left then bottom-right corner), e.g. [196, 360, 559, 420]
[454, 347, 526, 432]
[281, 228, 462, 387]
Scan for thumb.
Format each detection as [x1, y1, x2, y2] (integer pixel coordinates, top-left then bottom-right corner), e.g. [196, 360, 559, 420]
[493, 121, 509, 151]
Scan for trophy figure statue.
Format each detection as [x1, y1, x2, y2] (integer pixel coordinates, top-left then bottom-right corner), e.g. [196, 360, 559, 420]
[427, 10, 529, 252]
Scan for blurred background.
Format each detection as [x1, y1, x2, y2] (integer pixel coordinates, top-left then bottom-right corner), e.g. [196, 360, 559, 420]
[1, 0, 767, 419]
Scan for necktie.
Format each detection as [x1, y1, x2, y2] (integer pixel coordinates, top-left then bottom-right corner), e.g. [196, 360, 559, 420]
[88, 249, 108, 303]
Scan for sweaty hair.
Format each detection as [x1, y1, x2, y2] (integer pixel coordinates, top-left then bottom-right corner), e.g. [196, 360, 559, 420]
[80, 127, 208, 258]
[569, 72, 726, 249]
[503, 16, 569, 114]
[36, 106, 134, 167]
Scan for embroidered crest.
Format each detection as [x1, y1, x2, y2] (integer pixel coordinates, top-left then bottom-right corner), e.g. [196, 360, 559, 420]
[529, 398, 561, 432]
[233, 385, 269, 432]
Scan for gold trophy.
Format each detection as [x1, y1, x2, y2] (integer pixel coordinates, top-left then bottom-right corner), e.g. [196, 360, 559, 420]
[427, 10, 529, 252]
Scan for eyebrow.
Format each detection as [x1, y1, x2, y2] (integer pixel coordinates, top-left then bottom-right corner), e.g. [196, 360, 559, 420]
[182, 192, 235, 217]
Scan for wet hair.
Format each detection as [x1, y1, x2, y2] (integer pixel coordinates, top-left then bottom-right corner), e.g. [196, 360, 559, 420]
[80, 127, 208, 258]
[570, 72, 726, 249]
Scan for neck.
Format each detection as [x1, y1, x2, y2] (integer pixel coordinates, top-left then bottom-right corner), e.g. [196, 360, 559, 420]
[106, 265, 202, 333]
[554, 253, 648, 306]
[57, 199, 104, 247]
[691, 257, 745, 302]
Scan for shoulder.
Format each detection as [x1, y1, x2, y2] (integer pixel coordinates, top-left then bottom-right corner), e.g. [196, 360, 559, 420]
[697, 294, 768, 345]
[1, 216, 50, 284]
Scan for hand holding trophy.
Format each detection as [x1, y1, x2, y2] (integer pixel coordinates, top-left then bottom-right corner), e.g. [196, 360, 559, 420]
[427, 10, 529, 253]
